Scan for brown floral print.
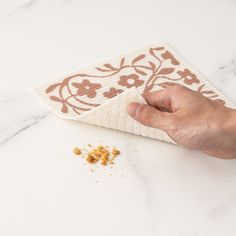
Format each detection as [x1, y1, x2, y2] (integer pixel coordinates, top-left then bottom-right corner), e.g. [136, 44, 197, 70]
[160, 50, 180, 65]
[72, 79, 101, 98]
[103, 87, 123, 98]
[177, 69, 200, 85]
[44, 44, 225, 116]
[118, 74, 144, 88]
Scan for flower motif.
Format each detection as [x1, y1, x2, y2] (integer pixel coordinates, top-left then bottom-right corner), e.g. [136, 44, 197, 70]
[72, 79, 101, 98]
[177, 69, 200, 85]
[118, 74, 144, 88]
[103, 87, 123, 98]
[161, 50, 180, 65]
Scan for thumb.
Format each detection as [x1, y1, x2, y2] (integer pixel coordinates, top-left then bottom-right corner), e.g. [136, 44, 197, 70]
[127, 102, 175, 131]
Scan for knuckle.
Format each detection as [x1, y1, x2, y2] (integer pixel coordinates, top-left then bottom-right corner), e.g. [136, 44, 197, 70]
[136, 105, 155, 125]
[145, 110, 156, 125]
[137, 104, 148, 114]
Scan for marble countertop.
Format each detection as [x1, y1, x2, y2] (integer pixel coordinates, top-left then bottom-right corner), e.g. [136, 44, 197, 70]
[1, 0, 236, 235]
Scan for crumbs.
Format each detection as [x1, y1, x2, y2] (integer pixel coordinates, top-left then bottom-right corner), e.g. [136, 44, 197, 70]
[73, 145, 120, 166]
[73, 147, 81, 155]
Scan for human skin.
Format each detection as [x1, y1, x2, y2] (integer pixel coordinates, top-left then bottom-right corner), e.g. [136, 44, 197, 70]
[127, 85, 236, 159]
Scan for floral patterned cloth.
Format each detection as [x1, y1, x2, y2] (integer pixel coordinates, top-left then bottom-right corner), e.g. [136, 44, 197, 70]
[34, 43, 234, 119]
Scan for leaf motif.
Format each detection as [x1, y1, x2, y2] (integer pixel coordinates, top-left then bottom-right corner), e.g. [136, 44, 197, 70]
[149, 48, 161, 60]
[153, 47, 165, 51]
[148, 61, 156, 71]
[103, 63, 116, 70]
[134, 68, 147, 76]
[96, 67, 111, 72]
[45, 83, 61, 93]
[157, 68, 175, 75]
[120, 57, 125, 67]
[61, 104, 68, 113]
[161, 51, 180, 65]
[201, 90, 215, 95]
[208, 95, 218, 98]
[49, 96, 61, 102]
[149, 47, 164, 56]
[149, 48, 154, 56]
[77, 73, 88, 77]
[197, 84, 205, 92]
[158, 82, 178, 89]
[132, 54, 146, 64]
[72, 82, 81, 88]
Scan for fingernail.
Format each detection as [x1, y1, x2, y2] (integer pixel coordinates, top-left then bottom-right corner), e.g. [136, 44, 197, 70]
[127, 102, 140, 118]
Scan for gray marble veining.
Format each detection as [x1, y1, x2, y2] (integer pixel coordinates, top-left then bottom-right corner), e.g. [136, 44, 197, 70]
[0, 0, 236, 235]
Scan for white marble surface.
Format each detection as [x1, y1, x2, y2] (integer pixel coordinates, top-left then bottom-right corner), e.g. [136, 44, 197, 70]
[0, 0, 236, 235]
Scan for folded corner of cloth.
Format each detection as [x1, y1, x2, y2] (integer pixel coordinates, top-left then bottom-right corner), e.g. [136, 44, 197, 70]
[79, 87, 177, 144]
[77, 87, 175, 144]
[33, 42, 234, 144]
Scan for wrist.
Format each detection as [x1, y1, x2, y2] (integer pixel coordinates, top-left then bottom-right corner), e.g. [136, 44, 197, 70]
[203, 107, 236, 159]
[223, 108, 236, 133]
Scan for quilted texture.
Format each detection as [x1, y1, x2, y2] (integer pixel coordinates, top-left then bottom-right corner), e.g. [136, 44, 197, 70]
[78, 87, 175, 143]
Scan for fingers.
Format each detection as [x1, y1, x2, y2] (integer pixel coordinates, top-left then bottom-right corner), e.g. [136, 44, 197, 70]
[127, 102, 174, 130]
[144, 89, 172, 112]
[127, 85, 193, 130]
[143, 85, 194, 112]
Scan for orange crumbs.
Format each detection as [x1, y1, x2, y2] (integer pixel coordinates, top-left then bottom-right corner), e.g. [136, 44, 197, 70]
[73, 147, 81, 155]
[73, 145, 120, 166]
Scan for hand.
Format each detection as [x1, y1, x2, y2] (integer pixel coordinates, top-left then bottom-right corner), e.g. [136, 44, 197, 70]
[127, 85, 236, 159]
